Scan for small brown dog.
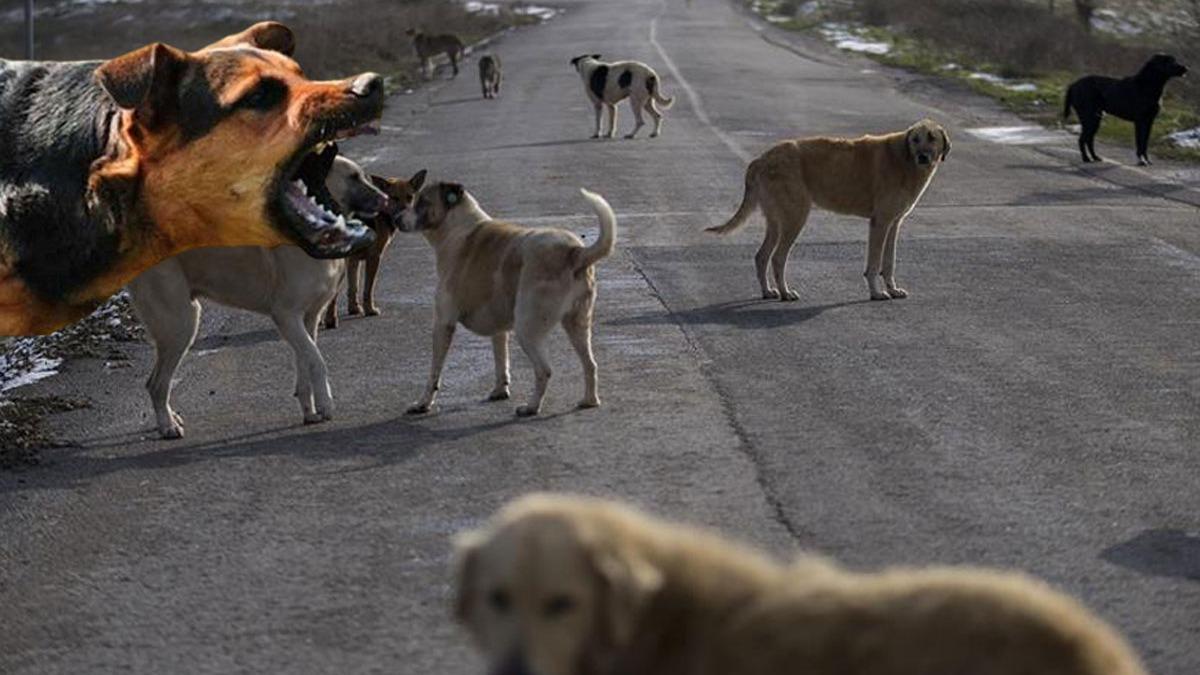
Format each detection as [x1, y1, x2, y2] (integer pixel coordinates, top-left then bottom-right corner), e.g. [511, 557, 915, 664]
[479, 55, 502, 99]
[399, 184, 616, 416]
[455, 494, 1147, 675]
[323, 170, 426, 328]
[708, 119, 949, 302]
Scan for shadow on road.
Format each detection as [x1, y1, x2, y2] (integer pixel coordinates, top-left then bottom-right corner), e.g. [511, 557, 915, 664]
[193, 328, 279, 351]
[1100, 529, 1200, 583]
[483, 138, 603, 152]
[607, 298, 871, 331]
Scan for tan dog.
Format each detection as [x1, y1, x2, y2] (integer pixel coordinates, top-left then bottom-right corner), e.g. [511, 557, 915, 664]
[399, 184, 616, 417]
[455, 494, 1147, 675]
[479, 55, 503, 99]
[708, 119, 950, 302]
[407, 28, 465, 79]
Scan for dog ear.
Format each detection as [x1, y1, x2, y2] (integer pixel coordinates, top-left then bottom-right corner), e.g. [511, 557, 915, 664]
[95, 43, 189, 125]
[938, 127, 951, 161]
[410, 170, 428, 190]
[204, 22, 296, 56]
[443, 183, 465, 208]
[452, 530, 485, 624]
[590, 542, 663, 648]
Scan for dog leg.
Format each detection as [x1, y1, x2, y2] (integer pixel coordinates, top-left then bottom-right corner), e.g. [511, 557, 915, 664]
[347, 258, 363, 315]
[1135, 118, 1153, 165]
[408, 322, 456, 414]
[865, 217, 892, 300]
[766, 200, 808, 302]
[144, 300, 199, 439]
[363, 255, 384, 316]
[1081, 116, 1103, 162]
[605, 103, 619, 139]
[514, 295, 558, 416]
[276, 313, 333, 423]
[563, 298, 600, 409]
[625, 98, 645, 139]
[881, 218, 908, 299]
[488, 332, 511, 401]
[646, 98, 664, 138]
[592, 103, 603, 139]
[756, 219, 781, 300]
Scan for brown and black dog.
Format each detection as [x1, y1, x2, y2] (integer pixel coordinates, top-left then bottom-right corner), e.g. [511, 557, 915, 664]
[0, 22, 385, 335]
[324, 170, 427, 327]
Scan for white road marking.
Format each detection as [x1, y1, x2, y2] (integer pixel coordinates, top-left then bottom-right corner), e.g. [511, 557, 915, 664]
[650, 4, 752, 163]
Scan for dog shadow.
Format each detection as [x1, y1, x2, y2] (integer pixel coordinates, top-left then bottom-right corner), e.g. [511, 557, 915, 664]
[193, 328, 279, 351]
[483, 138, 607, 152]
[1100, 529, 1200, 583]
[608, 298, 870, 331]
[430, 96, 485, 108]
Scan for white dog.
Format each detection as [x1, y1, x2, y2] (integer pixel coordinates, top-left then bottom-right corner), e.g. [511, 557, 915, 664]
[127, 152, 392, 438]
[570, 54, 674, 139]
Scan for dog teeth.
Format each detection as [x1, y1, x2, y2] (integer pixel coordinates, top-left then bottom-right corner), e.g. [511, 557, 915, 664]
[334, 214, 347, 229]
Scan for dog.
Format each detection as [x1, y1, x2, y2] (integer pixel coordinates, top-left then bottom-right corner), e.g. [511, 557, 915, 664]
[0, 22, 384, 336]
[570, 55, 674, 139]
[127, 151, 416, 439]
[708, 119, 950, 302]
[323, 170, 427, 328]
[1064, 54, 1188, 165]
[479, 55, 502, 99]
[407, 28, 465, 79]
[399, 183, 616, 417]
[454, 494, 1148, 675]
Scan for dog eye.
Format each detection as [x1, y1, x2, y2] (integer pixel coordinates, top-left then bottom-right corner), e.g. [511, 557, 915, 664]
[543, 595, 575, 618]
[237, 78, 286, 112]
[488, 589, 511, 613]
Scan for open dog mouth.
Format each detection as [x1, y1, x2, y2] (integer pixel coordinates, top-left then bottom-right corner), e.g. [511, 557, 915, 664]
[271, 119, 382, 259]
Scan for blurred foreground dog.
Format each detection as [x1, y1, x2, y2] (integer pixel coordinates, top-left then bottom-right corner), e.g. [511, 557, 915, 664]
[708, 120, 950, 302]
[570, 55, 674, 139]
[455, 494, 1147, 675]
[400, 183, 615, 416]
[1063, 53, 1188, 165]
[0, 22, 384, 335]
[129, 152, 421, 439]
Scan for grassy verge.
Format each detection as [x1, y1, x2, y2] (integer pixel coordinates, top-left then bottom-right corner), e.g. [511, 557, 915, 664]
[749, 0, 1200, 162]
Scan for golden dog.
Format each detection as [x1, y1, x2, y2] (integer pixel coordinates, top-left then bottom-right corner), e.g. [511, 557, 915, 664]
[454, 494, 1146, 675]
[708, 119, 950, 302]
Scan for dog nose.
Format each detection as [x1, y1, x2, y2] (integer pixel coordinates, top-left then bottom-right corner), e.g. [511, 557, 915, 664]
[350, 73, 384, 99]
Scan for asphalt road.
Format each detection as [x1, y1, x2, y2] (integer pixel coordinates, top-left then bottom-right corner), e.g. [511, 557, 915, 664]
[3, 0, 1199, 673]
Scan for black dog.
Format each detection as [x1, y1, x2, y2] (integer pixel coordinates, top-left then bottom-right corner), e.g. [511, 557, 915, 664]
[1063, 54, 1188, 165]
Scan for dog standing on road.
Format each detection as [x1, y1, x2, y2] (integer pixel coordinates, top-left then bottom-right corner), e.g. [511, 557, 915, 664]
[400, 183, 616, 417]
[479, 55, 502, 99]
[454, 494, 1148, 675]
[570, 54, 674, 139]
[1063, 54, 1188, 165]
[407, 28, 466, 79]
[708, 119, 950, 302]
[128, 152, 419, 439]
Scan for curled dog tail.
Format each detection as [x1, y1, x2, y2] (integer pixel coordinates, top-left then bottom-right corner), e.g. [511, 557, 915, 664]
[706, 159, 761, 235]
[575, 188, 617, 271]
[647, 75, 675, 109]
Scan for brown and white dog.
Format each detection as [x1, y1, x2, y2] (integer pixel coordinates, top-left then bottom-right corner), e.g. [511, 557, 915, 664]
[455, 494, 1148, 675]
[570, 55, 674, 139]
[708, 119, 950, 302]
[0, 22, 384, 335]
[399, 183, 616, 417]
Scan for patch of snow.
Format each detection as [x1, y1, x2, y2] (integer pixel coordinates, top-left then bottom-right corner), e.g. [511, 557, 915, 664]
[766, 14, 793, 24]
[819, 23, 891, 55]
[465, 1, 501, 15]
[513, 4, 558, 20]
[965, 125, 1065, 145]
[1091, 9, 1144, 36]
[0, 340, 62, 393]
[940, 63, 961, 71]
[1168, 127, 1200, 150]
[968, 72, 1038, 93]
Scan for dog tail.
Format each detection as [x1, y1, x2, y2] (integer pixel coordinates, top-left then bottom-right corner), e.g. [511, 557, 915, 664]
[648, 75, 675, 109]
[575, 188, 617, 270]
[706, 159, 761, 235]
[1062, 84, 1074, 122]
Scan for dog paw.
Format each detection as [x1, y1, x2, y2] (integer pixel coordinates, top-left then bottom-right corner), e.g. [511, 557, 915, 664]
[324, 318, 338, 330]
[487, 388, 511, 401]
[577, 397, 601, 409]
[515, 405, 540, 417]
[159, 424, 184, 440]
[870, 290, 893, 301]
[406, 402, 432, 415]
[347, 305, 363, 316]
[365, 306, 381, 317]
[779, 289, 800, 302]
[650, 132, 660, 138]
[303, 412, 327, 424]
[762, 289, 781, 300]
[886, 287, 909, 299]
[1138, 157, 1152, 166]
[590, 133, 601, 139]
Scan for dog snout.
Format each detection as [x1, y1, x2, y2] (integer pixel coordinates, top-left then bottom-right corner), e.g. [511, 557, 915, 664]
[916, 153, 932, 165]
[491, 652, 533, 675]
[349, 73, 384, 99]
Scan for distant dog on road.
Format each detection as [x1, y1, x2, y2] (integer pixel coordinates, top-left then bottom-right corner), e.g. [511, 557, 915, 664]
[708, 120, 950, 302]
[1063, 54, 1188, 165]
[128, 152, 409, 439]
[570, 54, 674, 139]
[479, 55, 502, 99]
[455, 494, 1149, 675]
[400, 183, 616, 417]
[407, 28, 465, 79]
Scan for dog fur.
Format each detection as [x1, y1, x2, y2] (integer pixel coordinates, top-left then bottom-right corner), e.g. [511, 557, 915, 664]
[707, 119, 950, 302]
[0, 22, 384, 335]
[479, 55, 503, 99]
[127, 154, 400, 439]
[399, 183, 616, 417]
[407, 28, 466, 79]
[455, 493, 1148, 675]
[1063, 54, 1188, 166]
[570, 55, 674, 139]
[324, 170, 427, 328]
